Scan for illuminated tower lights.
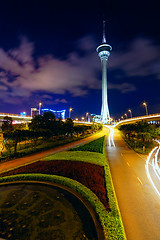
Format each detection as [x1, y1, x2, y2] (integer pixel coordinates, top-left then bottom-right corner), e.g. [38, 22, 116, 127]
[96, 21, 112, 124]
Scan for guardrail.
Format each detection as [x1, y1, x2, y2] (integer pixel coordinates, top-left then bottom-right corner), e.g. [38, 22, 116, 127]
[115, 113, 160, 127]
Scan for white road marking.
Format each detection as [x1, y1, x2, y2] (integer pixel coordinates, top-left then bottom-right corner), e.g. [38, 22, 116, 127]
[137, 177, 143, 185]
[127, 162, 130, 167]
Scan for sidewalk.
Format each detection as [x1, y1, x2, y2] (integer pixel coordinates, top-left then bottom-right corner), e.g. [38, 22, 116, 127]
[0, 128, 108, 174]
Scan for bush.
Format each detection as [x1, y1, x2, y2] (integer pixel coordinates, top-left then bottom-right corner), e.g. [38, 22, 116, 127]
[69, 136, 105, 154]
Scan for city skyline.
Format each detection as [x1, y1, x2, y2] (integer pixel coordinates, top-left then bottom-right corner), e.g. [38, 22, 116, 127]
[0, 1, 160, 119]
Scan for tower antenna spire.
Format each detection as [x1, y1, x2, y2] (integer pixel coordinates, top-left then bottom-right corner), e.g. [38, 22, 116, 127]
[102, 20, 106, 43]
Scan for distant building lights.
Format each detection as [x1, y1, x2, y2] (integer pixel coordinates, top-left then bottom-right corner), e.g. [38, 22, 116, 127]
[20, 112, 26, 117]
[42, 108, 66, 120]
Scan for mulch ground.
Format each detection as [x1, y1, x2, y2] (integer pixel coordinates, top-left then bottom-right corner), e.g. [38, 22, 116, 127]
[0, 160, 110, 210]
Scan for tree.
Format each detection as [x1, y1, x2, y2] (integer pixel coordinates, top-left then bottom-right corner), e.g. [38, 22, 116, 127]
[29, 112, 57, 136]
[29, 115, 44, 131]
[2, 116, 13, 133]
[64, 118, 74, 136]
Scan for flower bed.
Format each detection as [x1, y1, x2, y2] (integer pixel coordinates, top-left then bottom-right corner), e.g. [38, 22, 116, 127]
[0, 160, 110, 210]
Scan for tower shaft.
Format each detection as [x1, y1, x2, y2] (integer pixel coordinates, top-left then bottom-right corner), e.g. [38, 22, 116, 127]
[96, 21, 112, 124]
[101, 58, 110, 123]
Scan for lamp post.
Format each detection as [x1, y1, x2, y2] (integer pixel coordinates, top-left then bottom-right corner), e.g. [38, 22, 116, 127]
[128, 109, 132, 118]
[39, 102, 42, 115]
[81, 117, 85, 121]
[121, 116, 124, 120]
[142, 102, 148, 115]
[86, 112, 89, 122]
[124, 113, 127, 118]
[69, 108, 73, 118]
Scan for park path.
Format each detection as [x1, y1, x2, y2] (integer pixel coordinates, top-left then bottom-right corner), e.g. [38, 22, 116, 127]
[0, 128, 108, 174]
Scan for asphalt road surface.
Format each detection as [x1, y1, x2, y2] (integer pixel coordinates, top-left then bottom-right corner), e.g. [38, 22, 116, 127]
[106, 128, 160, 240]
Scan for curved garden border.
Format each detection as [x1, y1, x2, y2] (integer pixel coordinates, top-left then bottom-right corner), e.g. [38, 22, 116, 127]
[0, 174, 105, 239]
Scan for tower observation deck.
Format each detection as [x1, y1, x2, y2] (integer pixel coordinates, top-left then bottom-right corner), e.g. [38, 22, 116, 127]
[96, 21, 112, 124]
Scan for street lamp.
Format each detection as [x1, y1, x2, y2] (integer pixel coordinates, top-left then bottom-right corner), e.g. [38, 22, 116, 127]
[69, 108, 73, 118]
[86, 112, 89, 122]
[124, 113, 127, 118]
[121, 116, 124, 120]
[128, 109, 132, 118]
[31, 108, 37, 117]
[39, 102, 42, 115]
[81, 117, 85, 121]
[142, 102, 148, 115]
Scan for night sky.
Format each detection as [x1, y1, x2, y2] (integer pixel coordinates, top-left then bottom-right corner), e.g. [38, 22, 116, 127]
[0, 0, 160, 120]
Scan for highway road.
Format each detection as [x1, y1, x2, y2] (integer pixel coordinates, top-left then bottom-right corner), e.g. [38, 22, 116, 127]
[106, 128, 160, 240]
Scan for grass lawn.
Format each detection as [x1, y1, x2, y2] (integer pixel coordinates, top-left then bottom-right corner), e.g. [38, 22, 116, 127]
[44, 151, 106, 166]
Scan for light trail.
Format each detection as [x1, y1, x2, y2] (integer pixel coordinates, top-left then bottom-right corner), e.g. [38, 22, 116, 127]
[105, 125, 115, 147]
[145, 142, 160, 198]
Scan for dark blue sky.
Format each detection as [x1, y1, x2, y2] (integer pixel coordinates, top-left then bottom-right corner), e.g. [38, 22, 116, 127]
[0, 0, 160, 120]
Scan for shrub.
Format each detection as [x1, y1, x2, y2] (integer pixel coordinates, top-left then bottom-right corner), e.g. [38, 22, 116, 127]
[69, 136, 105, 154]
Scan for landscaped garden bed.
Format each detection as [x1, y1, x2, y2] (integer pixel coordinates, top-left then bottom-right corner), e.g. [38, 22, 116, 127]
[0, 183, 98, 240]
[0, 135, 126, 239]
[0, 160, 109, 210]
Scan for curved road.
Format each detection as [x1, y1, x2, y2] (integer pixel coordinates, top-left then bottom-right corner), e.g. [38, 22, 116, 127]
[106, 128, 160, 240]
[0, 128, 108, 174]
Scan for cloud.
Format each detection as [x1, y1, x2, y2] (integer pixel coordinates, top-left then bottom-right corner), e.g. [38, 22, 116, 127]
[54, 98, 68, 104]
[8, 36, 34, 65]
[1, 35, 159, 105]
[0, 35, 102, 105]
[108, 82, 136, 93]
[109, 37, 160, 78]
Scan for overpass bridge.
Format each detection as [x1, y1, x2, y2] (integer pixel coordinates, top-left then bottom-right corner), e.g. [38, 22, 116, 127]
[115, 113, 160, 127]
[0, 113, 32, 123]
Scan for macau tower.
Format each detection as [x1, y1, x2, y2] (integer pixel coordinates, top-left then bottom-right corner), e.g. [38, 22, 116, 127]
[96, 21, 112, 124]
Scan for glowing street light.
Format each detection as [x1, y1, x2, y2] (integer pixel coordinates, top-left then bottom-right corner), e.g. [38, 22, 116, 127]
[121, 116, 124, 119]
[86, 112, 89, 121]
[75, 118, 78, 121]
[142, 102, 148, 115]
[124, 113, 127, 118]
[81, 117, 85, 121]
[128, 109, 132, 118]
[69, 108, 73, 118]
[39, 102, 42, 115]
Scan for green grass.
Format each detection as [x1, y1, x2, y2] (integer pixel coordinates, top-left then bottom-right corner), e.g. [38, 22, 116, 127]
[103, 158, 126, 239]
[43, 151, 105, 166]
[69, 135, 105, 153]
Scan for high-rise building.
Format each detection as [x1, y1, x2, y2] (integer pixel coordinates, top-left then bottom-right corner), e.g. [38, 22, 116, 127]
[96, 21, 112, 124]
